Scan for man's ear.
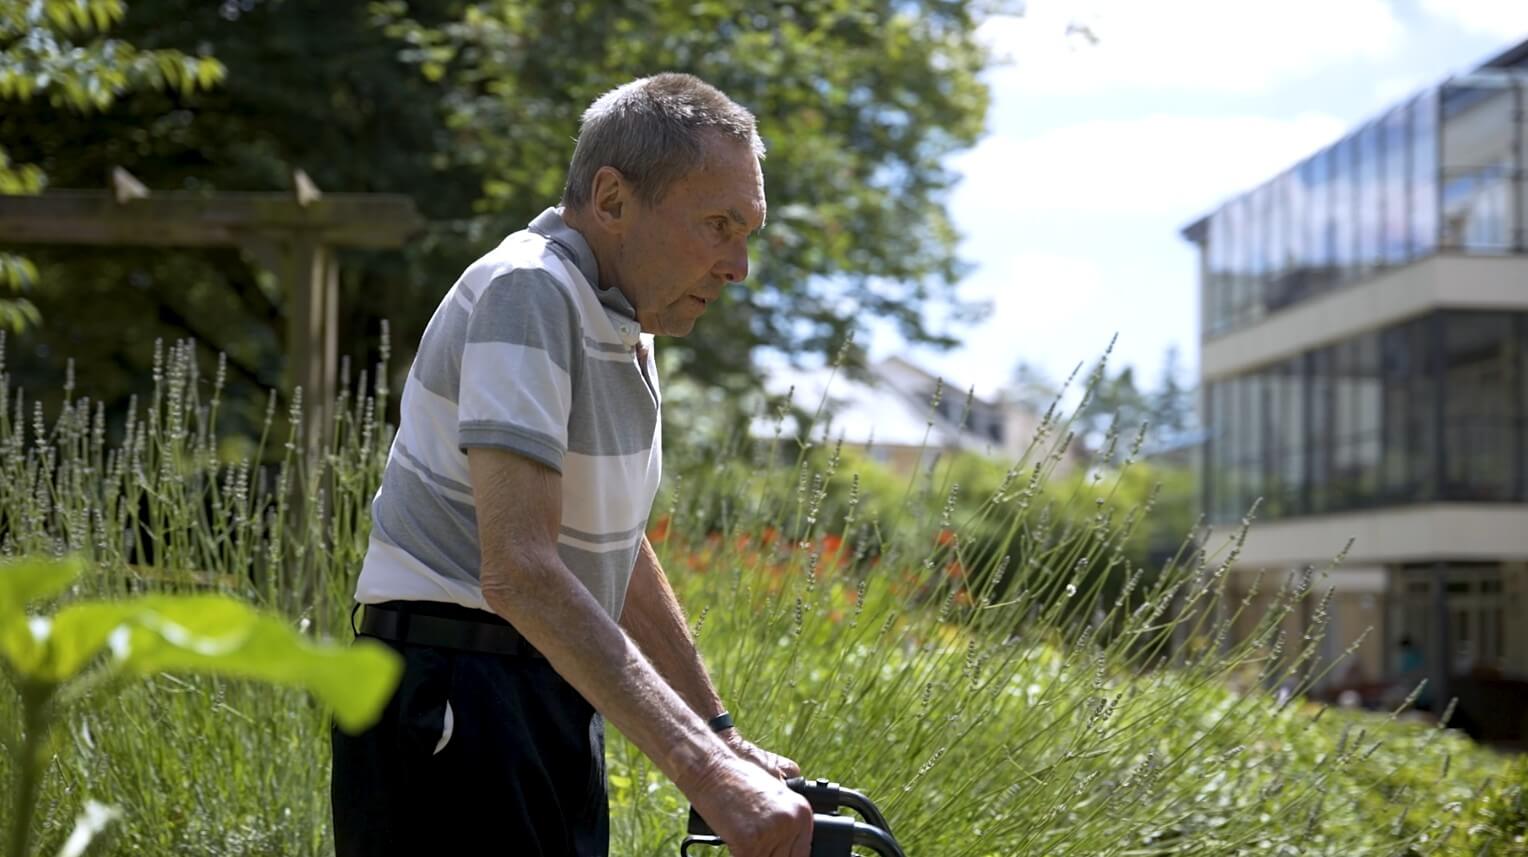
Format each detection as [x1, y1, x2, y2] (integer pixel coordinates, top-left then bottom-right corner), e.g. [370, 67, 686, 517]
[589, 166, 629, 234]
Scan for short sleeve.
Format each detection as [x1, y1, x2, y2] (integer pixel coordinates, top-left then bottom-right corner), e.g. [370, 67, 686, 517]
[457, 268, 580, 472]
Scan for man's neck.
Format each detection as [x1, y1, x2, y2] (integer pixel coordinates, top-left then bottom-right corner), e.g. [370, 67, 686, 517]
[561, 206, 621, 294]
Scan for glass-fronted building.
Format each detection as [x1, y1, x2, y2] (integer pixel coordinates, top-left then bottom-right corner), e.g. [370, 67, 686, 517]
[1182, 40, 1528, 738]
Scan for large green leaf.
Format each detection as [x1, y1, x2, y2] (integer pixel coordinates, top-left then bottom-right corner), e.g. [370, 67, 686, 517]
[104, 596, 402, 733]
[0, 577, 401, 732]
[0, 556, 85, 675]
[0, 555, 83, 617]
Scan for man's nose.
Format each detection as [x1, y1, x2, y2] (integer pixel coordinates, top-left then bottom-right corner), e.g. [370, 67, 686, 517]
[716, 239, 749, 284]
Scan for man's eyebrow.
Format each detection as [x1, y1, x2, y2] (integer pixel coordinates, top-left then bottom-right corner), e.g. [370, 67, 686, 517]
[727, 207, 766, 232]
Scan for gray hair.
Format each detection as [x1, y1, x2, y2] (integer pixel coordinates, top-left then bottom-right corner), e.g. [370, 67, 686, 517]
[561, 73, 765, 210]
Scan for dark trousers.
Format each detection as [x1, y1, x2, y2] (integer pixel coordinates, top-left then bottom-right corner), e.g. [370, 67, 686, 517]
[331, 606, 609, 856]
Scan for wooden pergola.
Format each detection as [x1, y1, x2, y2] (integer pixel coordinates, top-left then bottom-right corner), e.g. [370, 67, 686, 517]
[0, 168, 424, 446]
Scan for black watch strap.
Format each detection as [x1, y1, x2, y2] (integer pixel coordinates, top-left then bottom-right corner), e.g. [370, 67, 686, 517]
[707, 711, 735, 733]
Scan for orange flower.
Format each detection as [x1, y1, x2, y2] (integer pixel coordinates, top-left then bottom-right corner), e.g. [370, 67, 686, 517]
[649, 516, 671, 544]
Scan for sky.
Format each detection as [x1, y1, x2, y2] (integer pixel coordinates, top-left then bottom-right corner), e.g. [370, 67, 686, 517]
[867, 0, 1528, 400]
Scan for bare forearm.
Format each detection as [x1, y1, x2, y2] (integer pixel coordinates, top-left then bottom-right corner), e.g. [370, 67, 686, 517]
[620, 537, 725, 721]
[482, 553, 727, 791]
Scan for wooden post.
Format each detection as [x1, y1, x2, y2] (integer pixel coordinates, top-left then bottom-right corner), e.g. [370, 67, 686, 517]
[289, 238, 338, 456]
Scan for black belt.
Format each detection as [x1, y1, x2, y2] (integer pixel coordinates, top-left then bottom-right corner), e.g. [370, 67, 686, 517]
[357, 601, 545, 658]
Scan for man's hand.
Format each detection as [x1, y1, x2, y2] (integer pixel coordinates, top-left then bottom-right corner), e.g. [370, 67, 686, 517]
[685, 752, 813, 857]
[720, 729, 801, 780]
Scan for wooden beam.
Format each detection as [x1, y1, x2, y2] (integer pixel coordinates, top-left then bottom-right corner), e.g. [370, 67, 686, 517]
[0, 186, 424, 455]
[0, 189, 423, 249]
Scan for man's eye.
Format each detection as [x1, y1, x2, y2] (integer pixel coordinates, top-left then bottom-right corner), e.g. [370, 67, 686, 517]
[711, 219, 728, 235]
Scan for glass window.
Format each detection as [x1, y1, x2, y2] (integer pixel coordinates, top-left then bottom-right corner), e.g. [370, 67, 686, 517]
[1332, 136, 1356, 281]
[1354, 333, 1383, 502]
[1268, 358, 1306, 516]
[1519, 78, 1528, 254]
[1412, 88, 1439, 257]
[1358, 121, 1383, 271]
[1268, 174, 1288, 310]
[1441, 80, 1517, 251]
[1247, 372, 1266, 513]
[1521, 315, 1528, 502]
[1226, 377, 1243, 519]
[1203, 383, 1217, 520]
[1303, 152, 1332, 295]
[1332, 340, 1360, 507]
[1265, 171, 1289, 310]
[1520, 315, 1528, 501]
[1307, 347, 1334, 512]
[1210, 381, 1231, 523]
[1383, 105, 1410, 265]
[1207, 207, 1228, 337]
[1442, 312, 1516, 500]
[1216, 378, 1235, 522]
[1285, 170, 1305, 289]
[1442, 168, 1513, 250]
[1206, 311, 1528, 524]
[1381, 321, 1426, 500]
[1247, 185, 1268, 326]
[1226, 196, 1248, 334]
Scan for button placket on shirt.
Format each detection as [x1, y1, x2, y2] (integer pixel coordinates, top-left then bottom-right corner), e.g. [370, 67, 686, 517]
[608, 312, 658, 408]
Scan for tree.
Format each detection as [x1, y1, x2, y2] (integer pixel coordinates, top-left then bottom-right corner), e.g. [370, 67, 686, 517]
[1071, 363, 1150, 455]
[0, 0, 222, 331]
[1008, 359, 1063, 412]
[1, 0, 1006, 430]
[1148, 343, 1197, 440]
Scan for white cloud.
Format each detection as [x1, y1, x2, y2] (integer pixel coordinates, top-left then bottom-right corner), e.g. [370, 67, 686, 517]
[876, 253, 1109, 398]
[980, 0, 1403, 95]
[950, 112, 1347, 221]
[1420, 0, 1528, 41]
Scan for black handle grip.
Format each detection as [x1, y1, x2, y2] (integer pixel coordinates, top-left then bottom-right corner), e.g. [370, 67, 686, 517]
[681, 815, 906, 857]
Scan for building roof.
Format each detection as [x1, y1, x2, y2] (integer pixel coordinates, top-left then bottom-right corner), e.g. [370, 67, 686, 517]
[1480, 37, 1528, 70]
[751, 355, 1024, 454]
[1179, 35, 1528, 243]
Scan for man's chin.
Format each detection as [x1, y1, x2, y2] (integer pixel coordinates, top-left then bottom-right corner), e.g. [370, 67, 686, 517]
[657, 316, 699, 338]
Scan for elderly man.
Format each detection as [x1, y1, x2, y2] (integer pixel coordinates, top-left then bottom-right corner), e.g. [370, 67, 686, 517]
[331, 74, 815, 856]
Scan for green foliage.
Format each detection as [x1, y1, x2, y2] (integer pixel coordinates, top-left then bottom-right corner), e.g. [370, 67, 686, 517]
[0, 556, 401, 857]
[0, 0, 222, 111]
[0, 0, 224, 334]
[0, 343, 1517, 855]
[2, 0, 1000, 422]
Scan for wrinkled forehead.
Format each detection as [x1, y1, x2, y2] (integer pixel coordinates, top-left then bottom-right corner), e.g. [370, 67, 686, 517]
[693, 135, 767, 226]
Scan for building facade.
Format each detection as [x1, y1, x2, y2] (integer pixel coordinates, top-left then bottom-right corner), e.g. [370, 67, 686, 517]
[756, 356, 1081, 475]
[1182, 41, 1528, 732]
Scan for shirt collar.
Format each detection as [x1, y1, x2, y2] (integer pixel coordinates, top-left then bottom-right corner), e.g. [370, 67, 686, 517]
[528, 207, 638, 321]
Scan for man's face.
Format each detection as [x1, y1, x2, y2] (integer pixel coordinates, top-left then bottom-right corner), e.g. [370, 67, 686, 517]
[612, 135, 766, 337]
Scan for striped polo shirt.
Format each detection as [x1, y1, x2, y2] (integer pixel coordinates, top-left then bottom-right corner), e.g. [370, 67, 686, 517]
[354, 208, 662, 620]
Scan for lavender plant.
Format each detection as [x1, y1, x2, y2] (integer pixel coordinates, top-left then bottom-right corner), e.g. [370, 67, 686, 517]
[0, 331, 1517, 856]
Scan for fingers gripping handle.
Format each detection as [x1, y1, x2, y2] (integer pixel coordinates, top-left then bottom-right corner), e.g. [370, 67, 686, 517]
[680, 814, 895, 857]
[681, 777, 906, 857]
